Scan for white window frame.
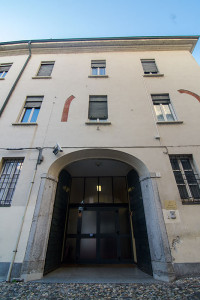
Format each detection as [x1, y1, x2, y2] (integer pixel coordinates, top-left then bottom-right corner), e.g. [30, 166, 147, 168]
[0, 63, 12, 78]
[91, 60, 106, 76]
[21, 107, 37, 123]
[170, 155, 200, 204]
[20, 96, 43, 123]
[152, 94, 177, 122]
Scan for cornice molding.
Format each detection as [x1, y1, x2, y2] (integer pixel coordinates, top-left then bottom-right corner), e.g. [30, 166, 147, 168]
[0, 37, 198, 55]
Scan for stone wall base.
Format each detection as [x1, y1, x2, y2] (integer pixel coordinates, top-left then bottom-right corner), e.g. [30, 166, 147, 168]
[174, 263, 200, 278]
[152, 261, 176, 282]
[0, 262, 22, 280]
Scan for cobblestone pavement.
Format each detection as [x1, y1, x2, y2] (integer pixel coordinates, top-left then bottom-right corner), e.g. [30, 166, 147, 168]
[0, 277, 200, 299]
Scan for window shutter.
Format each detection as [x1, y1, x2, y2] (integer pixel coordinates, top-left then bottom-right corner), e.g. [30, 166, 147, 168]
[89, 96, 108, 119]
[141, 60, 158, 73]
[91, 60, 106, 68]
[0, 64, 12, 72]
[37, 63, 54, 76]
[25, 96, 43, 108]
[151, 94, 170, 104]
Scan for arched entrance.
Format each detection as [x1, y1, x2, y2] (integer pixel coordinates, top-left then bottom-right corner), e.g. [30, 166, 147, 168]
[21, 149, 175, 282]
[44, 158, 152, 276]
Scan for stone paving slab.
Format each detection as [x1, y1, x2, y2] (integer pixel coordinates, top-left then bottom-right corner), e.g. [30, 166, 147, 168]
[0, 277, 200, 299]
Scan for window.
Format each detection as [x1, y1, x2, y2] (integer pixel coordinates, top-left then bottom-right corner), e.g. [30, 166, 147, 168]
[91, 60, 106, 76]
[151, 94, 176, 122]
[170, 156, 200, 204]
[0, 63, 12, 78]
[88, 96, 108, 121]
[0, 159, 23, 206]
[21, 96, 43, 123]
[141, 59, 158, 74]
[37, 61, 54, 76]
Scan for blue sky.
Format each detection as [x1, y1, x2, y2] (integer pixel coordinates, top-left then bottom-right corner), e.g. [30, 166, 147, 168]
[1, 0, 200, 64]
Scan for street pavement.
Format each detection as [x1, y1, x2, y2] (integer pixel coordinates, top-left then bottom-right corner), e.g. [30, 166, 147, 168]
[0, 276, 200, 299]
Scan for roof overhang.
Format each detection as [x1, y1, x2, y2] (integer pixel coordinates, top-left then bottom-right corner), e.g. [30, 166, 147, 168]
[0, 36, 199, 55]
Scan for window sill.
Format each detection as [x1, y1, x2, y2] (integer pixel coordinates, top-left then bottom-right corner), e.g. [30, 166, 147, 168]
[12, 122, 38, 126]
[0, 77, 5, 80]
[32, 76, 52, 79]
[85, 121, 111, 125]
[88, 75, 109, 78]
[143, 74, 164, 77]
[157, 121, 183, 125]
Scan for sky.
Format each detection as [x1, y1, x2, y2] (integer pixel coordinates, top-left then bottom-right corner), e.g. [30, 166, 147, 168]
[0, 0, 200, 64]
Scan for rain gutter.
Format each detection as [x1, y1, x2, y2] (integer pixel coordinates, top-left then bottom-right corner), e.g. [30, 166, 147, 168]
[0, 41, 32, 117]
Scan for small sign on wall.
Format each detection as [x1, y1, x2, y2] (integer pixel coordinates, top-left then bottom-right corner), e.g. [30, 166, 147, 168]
[164, 200, 177, 210]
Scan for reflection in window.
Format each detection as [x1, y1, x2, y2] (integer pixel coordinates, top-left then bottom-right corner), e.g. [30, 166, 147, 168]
[151, 94, 176, 122]
[21, 96, 43, 123]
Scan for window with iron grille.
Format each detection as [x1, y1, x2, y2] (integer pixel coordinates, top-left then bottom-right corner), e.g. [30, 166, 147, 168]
[170, 156, 200, 204]
[141, 59, 158, 74]
[0, 159, 24, 206]
[0, 63, 12, 78]
[151, 94, 176, 122]
[91, 60, 106, 76]
[88, 96, 108, 121]
[37, 61, 54, 76]
[21, 96, 43, 123]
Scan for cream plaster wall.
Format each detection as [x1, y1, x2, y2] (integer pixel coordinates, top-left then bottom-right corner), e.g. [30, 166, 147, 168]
[0, 43, 200, 268]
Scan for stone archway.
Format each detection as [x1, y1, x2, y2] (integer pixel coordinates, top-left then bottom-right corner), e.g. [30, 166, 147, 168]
[21, 149, 175, 282]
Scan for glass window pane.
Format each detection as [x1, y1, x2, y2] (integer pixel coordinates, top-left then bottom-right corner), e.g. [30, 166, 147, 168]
[100, 210, 115, 233]
[84, 178, 98, 203]
[99, 67, 105, 75]
[100, 238, 117, 259]
[119, 208, 130, 234]
[120, 237, 132, 259]
[174, 171, 184, 184]
[185, 171, 197, 184]
[99, 177, 112, 203]
[189, 185, 200, 199]
[2, 71, 7, 78]
[178, 185, 189, 199]
[154, 105, 164, 121]
[21, 108, 32, 122]
[64, 238, 76, 262]
[70, 178, 84, 203]
[81, 210, 96, 234]
[181, 159, 192, 170]
[113, 177, 127, 203]
[170, 158, 180, 170]
[67, 208, 78, 234]
[162, 104, 174, 121]
[80, 239, 96, 260]
[92, 67, 98, 75]
[30, 108, 40, 122]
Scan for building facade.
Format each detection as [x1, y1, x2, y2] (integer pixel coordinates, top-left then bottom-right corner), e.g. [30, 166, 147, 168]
[0, 36, 200, 282]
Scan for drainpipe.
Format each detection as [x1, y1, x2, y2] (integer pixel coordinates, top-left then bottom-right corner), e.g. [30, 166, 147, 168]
[0, 41, 32, 117]
[6, 147, 42, 282]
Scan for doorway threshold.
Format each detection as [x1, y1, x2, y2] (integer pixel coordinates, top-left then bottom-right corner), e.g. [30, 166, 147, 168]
[38, 264, 156, 284]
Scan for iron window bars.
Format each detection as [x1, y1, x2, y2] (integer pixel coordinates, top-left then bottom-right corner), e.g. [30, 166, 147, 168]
[0, 158, 24, 206]
[170, 156, 200, 204]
